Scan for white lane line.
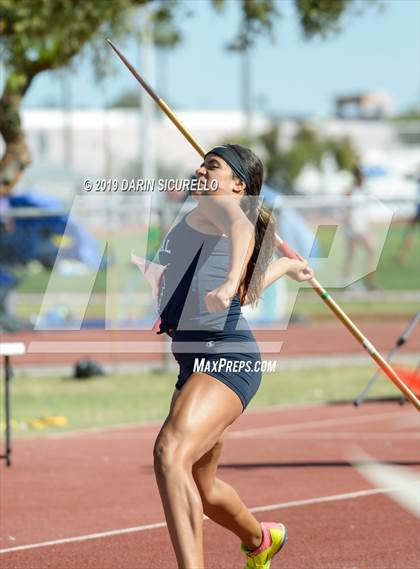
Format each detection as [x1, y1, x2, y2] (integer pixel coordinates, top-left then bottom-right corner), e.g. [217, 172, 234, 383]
[247, 482, 419, 515]
[393, 414, 420, 431]
[41, 410, 413, 442]
[0, 521, 167, 554]
[348, 448, 420, 518]
[42, 403, 327, 441]
[24, 403, 325, 441]
[240, 431, 420, 440]
[229, 410, 411, 438]
[56, 431, 420, 441]
[26, 404, 413, 442]
[1, 483, 418, 555]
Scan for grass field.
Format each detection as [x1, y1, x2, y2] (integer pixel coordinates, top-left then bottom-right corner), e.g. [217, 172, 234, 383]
[292, 292, 418, 319]
[4, 363, 409, 439]
[314, 221, 419, 291]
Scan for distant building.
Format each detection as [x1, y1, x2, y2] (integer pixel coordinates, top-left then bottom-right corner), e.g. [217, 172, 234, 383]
[14, 109, 269, 203]
[335, 91, 393, 120]
[1, 108, 416, 207]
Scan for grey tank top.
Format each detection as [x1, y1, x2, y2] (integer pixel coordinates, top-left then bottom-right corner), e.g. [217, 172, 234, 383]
[157, 212, 247, 334]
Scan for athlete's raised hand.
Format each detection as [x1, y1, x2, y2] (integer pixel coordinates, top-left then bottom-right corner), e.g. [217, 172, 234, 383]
[286, 259, 314, 282]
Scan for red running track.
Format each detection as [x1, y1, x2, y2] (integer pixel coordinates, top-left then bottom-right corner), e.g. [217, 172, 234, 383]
[1, 321, 418, 367]
[1, 402, 419, 568]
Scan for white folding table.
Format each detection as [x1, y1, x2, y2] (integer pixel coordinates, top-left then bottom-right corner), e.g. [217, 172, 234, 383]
[0, 342, 26, 467]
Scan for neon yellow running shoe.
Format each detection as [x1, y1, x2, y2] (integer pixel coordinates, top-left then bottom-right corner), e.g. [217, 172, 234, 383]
[240, 522, 287, 569]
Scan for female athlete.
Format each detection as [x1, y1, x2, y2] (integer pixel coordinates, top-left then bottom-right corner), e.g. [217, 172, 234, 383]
[139, 144, 313, 568]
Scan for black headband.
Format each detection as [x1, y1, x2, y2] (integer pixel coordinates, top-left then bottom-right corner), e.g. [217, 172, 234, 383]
[205, 145, 252, 192]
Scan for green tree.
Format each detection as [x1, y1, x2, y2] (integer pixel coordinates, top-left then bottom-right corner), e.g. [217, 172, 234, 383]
[0, 0, 281, 195]
[294, 0, 384, 38]
[0, 0, 147, 194]
[0, 0, 382, 195]
[258, 124, 357, 190]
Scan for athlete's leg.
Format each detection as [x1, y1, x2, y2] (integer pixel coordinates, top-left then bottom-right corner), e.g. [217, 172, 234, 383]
[169, 387, 262, 549]
[342, 235, 356, 283]
[393, 219, 417, 264]
[153, 372, 244, 568]
[192, 430, 263, 551]
[359, 234, 376, 288]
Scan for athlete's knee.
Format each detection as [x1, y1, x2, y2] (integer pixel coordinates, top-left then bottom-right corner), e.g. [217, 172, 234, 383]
[153, 431, 178, 476]
[153, 428, 193, 477]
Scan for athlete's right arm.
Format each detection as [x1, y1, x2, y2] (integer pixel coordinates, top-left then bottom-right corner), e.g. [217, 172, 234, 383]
[131, 252, 166, 301]
[202, 197, 256, 313]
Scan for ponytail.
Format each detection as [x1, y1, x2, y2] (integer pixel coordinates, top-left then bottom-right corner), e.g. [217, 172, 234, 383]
[239, 202, 276, 306]
[224, 144, 276, 306]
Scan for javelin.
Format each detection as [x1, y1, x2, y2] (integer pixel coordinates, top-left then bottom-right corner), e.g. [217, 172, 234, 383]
[107, 39, 420, 412]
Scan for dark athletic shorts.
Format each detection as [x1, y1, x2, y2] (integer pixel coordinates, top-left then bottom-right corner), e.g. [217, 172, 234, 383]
[170, 329, 262, 411]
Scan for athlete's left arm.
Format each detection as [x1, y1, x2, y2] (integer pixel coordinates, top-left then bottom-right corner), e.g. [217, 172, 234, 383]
[242, 257, 314, 306]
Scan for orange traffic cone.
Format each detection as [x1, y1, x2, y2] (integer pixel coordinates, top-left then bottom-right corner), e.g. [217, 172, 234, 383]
[393, 366, 420, 396]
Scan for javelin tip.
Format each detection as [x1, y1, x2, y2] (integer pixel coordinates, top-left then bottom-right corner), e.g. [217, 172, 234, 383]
[106, 38, 118, 51]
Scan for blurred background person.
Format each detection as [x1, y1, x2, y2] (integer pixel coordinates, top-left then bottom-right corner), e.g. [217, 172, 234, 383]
[341, 162, 376, 290]
[393, 174, 420, 265]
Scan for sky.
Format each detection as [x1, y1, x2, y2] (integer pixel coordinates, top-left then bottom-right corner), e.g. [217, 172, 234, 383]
[21, 0, 420, 117]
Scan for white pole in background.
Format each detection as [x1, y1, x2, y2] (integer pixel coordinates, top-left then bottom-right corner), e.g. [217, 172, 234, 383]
[139, 4, 156, 183]
[60, 68, 74, 168]
[241, 43, 252, 140]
